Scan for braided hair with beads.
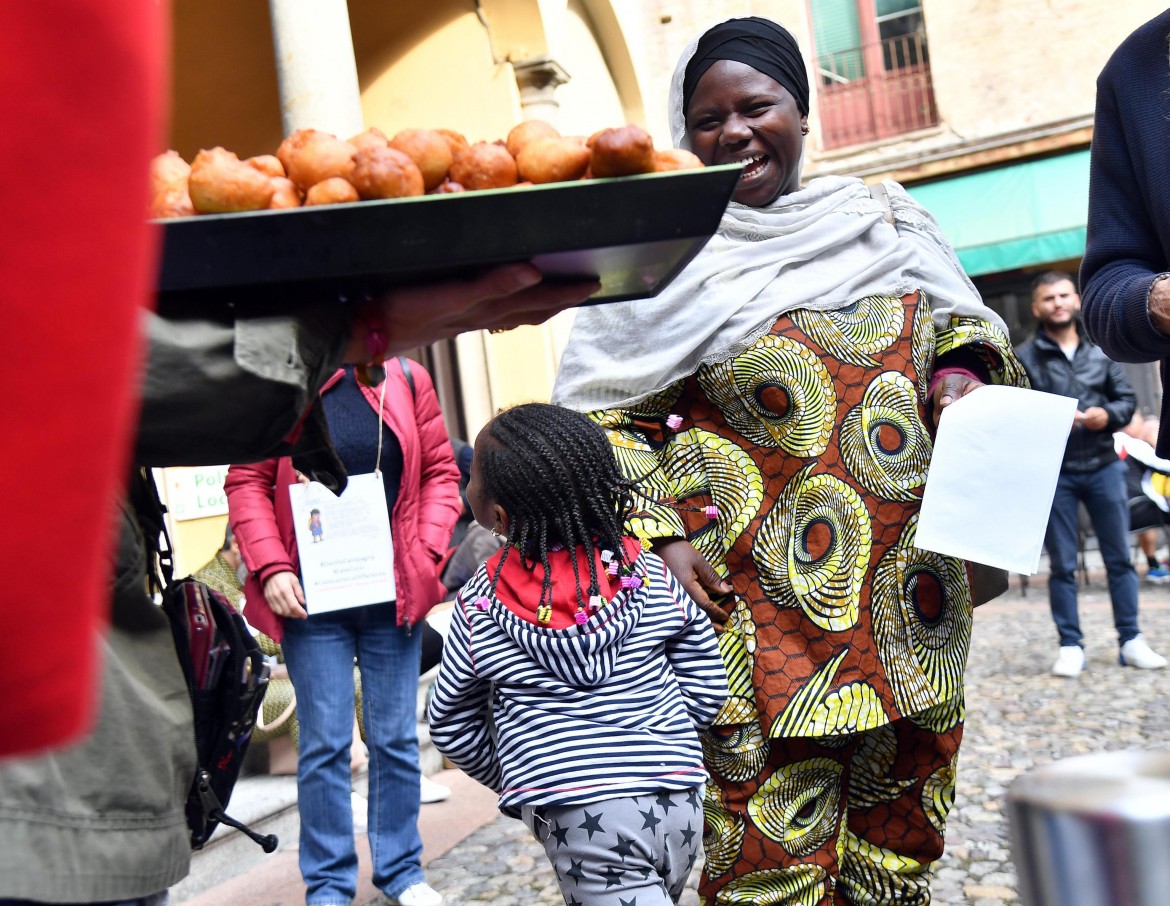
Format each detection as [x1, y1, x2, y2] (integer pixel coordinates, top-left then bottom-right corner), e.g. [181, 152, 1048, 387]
[476, 402, 639, 617]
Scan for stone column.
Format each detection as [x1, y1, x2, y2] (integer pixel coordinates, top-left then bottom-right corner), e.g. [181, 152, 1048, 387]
[268, 0, 364, 138]
[512, 56, 570, 124]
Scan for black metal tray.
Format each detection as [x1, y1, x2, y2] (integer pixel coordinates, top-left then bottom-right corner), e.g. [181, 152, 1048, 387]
[153, 164, 741, 318]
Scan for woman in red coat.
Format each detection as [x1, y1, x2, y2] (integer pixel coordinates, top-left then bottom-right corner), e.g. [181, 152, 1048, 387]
[227, 357, 460, 906]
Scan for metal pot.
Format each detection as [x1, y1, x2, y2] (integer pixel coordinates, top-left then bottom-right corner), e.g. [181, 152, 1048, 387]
[1007, 749, 1170, 905]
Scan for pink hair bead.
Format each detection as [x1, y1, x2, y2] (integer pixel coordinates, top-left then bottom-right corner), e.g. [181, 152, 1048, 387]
[666, 414, 683, 430]
[474, 596, 491, 611]
[705, 505, 719, 520]
[575, 611, 588, 626]
[589, 595, 604, 613]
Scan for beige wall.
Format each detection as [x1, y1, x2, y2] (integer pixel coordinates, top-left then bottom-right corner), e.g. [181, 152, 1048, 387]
[925, 0, 1165, 139]
[169, 1, 284, 159]
[352, 4, 523, 142]
[172, 516, 228, 579]
[555, 1, 631, 134]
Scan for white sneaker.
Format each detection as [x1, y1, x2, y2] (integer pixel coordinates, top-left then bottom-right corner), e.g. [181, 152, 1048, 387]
[386, 881, 443, 906]
[1120, 636, 1168, 669]
[1051, 645, 1085, 677]
[351, 791, 368, 832]
[420, 774, 451, 804]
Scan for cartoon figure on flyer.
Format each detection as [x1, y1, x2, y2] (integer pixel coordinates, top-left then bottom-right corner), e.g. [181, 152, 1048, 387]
[308, 508, 324, 543]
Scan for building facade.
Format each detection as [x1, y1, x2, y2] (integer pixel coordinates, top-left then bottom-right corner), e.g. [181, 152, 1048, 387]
[162, 0, 1165, 567]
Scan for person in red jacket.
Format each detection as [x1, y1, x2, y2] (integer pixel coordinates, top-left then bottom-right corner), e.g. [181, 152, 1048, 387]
[226, 357, 459, 906]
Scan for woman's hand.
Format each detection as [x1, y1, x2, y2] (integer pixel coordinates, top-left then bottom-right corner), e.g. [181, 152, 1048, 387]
[263, 571, 308, 620]
[653, 538, 732, 633]
[931, 373, 985, 428]
[346, 263, 601, 362]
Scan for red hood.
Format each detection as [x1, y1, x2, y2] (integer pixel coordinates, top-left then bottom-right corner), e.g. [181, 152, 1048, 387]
[486, 536, 644, 628]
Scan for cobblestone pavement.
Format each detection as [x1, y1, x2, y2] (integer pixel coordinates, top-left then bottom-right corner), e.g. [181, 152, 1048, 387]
[420, 575, 1170, 905]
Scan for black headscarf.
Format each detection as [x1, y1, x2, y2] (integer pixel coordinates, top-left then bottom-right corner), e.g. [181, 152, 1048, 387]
[682, 17, 810, 118]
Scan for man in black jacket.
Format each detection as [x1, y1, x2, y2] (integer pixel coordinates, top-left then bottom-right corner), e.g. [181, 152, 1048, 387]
[1017, 271, 1166, 677]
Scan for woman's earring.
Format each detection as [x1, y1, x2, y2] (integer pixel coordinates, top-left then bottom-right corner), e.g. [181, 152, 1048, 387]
[491, 528, 500, 539]
[800, 125, 810, 135]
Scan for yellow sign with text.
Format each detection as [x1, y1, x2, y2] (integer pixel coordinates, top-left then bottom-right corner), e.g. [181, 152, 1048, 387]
[163, 465, 230, 521]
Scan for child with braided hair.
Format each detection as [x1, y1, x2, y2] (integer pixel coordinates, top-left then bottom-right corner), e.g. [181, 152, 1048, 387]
[427, 402, 728, 906]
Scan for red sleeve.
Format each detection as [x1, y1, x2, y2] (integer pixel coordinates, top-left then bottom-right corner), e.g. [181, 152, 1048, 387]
[406, 361, 462, 561]
[226, 459, 299, 584]
[0, 1, 167, 756]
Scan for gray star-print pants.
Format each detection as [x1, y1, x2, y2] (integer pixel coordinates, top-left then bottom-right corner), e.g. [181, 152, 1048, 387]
[521, 787, 703, 905]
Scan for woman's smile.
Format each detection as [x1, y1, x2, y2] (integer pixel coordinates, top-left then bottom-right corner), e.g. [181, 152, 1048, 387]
[735, 154, 770, 182]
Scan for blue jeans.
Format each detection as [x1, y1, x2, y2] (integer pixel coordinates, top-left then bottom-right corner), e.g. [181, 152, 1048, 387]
[283, 602, 424, 905]
[1044, 460, 1140, 647]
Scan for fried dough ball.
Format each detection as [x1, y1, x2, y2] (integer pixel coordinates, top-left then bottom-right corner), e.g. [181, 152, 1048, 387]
[505, 119, 559, 159]
[588, 125, 656, 178]
[449, 141, 518, 191]
[245, 154, 285, 178]
[653, 148, 704, 172]
[148, 150, 195, 218]
[268, 177, 302, 209]
[304, 177, 360, 206]
[435, 128, 470, 158]
[188, 146, 275, 213]
[149, 187, 195, 219]
[431, 179, 465, 194]
[388, 129, 453, 191]
[516, 136, 590, 184]
[348, 126, 390, 153]
[149, 150, 190, 195]
[276, 129, 357, 192]
[350, 145, 425, 199]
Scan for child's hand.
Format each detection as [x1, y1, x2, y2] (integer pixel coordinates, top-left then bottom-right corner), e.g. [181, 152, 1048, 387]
[652, 539, 731, 633]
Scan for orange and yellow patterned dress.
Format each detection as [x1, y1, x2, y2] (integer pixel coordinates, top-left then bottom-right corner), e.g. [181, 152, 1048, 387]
[594, 290, 1025, 905]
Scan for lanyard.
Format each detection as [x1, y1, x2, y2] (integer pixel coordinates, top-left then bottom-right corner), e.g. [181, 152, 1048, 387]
[374, 372, 387, 477]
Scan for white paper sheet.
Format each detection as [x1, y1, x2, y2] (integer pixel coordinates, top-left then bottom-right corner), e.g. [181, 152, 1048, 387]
[915, 385, 1078, 575]
[288, 472, 396, 614]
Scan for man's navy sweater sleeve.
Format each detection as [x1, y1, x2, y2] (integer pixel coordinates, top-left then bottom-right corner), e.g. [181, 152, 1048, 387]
[1080, 10, 1170, 364]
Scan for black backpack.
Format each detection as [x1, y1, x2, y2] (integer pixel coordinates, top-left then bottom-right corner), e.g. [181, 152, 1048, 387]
[133, 471, 278, 852]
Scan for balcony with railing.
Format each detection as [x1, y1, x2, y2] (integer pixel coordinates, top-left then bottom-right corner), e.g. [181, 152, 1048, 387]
[816, 30, 938, 150]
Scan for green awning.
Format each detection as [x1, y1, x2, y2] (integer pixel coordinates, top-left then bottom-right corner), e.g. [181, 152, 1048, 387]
[903, 149, 1090, 277]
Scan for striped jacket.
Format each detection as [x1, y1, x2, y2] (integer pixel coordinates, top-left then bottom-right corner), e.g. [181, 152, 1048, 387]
[427, 545, 728, 816]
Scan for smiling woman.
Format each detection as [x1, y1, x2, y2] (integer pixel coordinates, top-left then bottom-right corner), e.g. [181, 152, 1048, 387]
[681, 18, 809, 206]
[552, 15, 1029, 905]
